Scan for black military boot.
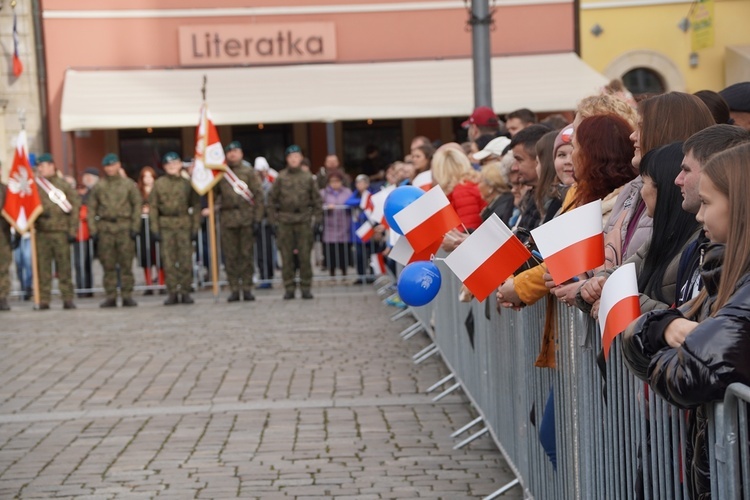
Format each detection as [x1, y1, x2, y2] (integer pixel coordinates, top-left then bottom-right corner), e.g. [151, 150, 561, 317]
[283, 290, 295, 300]
[99, 298, 117, 308]
[0, 298, 10, 311]
[122, 297, 138, 307]
[63, 300, 77, 310]
[227, 291, 241, 302]
[180, 293, 194, 305]
[242, 289, 255, 301]
[38, 303, 50, 310]
[163, 293, 179, 306]
[301, 290, 314, 300]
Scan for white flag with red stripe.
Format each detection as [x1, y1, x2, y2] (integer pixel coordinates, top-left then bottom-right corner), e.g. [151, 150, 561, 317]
[413, 170, 433, 191]
[444, 214, 531, 302]
[191, 103, 225, 195]
[370, 252, 387, 276]
[356, 221, 374, 242]
[393, 185, 461, 253]
[369, 185, 395, 226]
[2, 131, 42, 234]
[598, 263, 641, 359]
[388, 233, 442, 266]
[530, 200, 604, 285]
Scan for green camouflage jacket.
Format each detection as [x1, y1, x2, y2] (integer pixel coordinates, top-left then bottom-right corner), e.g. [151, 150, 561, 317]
[35, 175, 80, 237]
[87, 174, 142, 234]
[215, 161, 265, 228]
[267, 167, 323, 225]
[149, 174, 201, 233]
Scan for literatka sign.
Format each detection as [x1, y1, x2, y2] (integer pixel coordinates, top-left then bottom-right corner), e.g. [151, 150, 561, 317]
[179, 23, 337, 66]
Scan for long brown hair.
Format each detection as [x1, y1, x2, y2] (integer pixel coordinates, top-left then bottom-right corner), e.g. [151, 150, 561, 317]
[534, 130, 560, 217]
[638, 92, 715, 156]
[686, 143, 750, 318]
[572, 114, 637, 208]
[137, 166, 157, 201]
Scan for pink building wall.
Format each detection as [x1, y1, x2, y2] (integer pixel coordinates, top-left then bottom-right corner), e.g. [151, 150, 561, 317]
[41, 0, 574, 172]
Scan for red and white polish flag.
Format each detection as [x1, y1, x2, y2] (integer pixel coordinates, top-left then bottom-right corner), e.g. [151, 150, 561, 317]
[191, 103, 225, 195]
[389, 233, 442, 266]
[370, 252, 387, 276]
[359, 190, 374, 214]
[412, 170, 433, 191]
[530, 199, 605, 285]
[369, 185, 394, 227]
[598, 263, 641, 359]
[1, 130, 42, 234]
[393, 185, 461, 253]
[356, 221, 374, 242]
[444, 214, 531, 302]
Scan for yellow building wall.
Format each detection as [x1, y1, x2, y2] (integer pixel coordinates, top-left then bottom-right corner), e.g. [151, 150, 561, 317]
[581, 0, 750, 93]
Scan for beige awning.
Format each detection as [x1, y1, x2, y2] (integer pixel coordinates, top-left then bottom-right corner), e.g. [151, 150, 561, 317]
[726, 45, 750, 87]
[60, 53, 608, 131]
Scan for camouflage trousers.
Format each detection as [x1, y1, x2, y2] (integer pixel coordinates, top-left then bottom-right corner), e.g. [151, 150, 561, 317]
[99, 231, 135, 299]
[277, 222, 313, 292]
[221, 225, 255, 292]
[37, 231, 74, 303]
[0, 235, 10, 299]
[160, 228, 193, 294]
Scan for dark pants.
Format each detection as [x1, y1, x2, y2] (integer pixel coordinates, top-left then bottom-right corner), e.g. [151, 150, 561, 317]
[324, 242, 349, 275]
[354, 241, 375, 277]
[539, 387, 557, 470]
[73, 239, 94, 294]
[255, 221, 275, 281]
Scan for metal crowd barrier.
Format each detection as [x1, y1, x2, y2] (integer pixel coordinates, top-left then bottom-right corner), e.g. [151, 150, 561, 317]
[7, 205, 382, 297]
[398, 258, 748, 499]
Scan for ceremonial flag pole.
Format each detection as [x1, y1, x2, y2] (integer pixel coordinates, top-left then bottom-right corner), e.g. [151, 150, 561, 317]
[1, 111, 43, 308]
[207, 190, 219, 300]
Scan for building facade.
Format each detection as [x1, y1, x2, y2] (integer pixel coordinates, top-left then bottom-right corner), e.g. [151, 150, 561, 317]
[41, 0, 606, 178]
[580, 0, 750, 96]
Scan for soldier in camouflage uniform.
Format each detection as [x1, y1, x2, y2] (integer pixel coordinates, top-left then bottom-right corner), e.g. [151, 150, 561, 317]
[0, 182, 12, 311]
[88, 153, 142, 308]
[216, 141, 264, 302]
[267, 145, 323, 300]
[149, 152, 201, 305]
[35, 154, 81, 310]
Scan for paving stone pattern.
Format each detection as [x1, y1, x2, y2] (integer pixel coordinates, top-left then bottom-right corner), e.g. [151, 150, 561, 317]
[0, 288, 520, 499]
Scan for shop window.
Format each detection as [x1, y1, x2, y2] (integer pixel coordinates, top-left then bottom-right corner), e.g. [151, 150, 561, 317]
[119, 128, 182, 179]
[230, 124, 294, 171]
[622, 68, 666, 98]
[341, 120, 402, 176]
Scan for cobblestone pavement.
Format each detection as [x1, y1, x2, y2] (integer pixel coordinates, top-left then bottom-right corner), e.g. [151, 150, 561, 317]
[0, 285, 521, 499]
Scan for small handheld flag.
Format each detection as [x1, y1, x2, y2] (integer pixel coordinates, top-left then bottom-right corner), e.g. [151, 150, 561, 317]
[598, 263, 641, 359]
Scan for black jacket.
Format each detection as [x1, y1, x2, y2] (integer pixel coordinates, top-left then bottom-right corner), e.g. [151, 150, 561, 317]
[622, 244, 750, 499]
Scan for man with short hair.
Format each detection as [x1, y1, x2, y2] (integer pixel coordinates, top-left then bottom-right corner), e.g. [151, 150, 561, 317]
[216, 141, 265, 302]
[718, 82, 750, 131]
[505, 108, 538, 137]
[674, 124, 750, 305]
[88, 153, 142, 307]
[268, 145, 323, 300]
[508, 124, 551, 234]
[462, 106, 501, 142]
[35, 153, 81, 310]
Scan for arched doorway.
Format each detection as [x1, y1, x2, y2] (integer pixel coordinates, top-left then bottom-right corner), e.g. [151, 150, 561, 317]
[622, 67, 666, 97]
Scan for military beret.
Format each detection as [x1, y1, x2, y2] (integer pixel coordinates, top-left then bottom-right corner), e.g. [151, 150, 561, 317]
[102, 153, 119, 166]
[285, 144, 302, 156]
[83, 167, 100, 177]
[162, 151, 181, 164]
[719, 82, 750, 113]
[37, 153, 54, 164]
[225, 140, 242, 152]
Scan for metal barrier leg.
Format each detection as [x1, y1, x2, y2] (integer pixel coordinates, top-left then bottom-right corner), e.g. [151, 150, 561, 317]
[402, 324, 425, 341]
[483, 478, 521, 500]
[451, 416, 484, 438]
[414, 345, 439, 364]
[399, 322, 422, 339]
[383, 292, 399, 304]
[412, 342, 436, 361]
[391, 307, 413, 321]
[453, 426, 489, 449]
[377, 284, 394, 296]
[433, 382, 461, 402]
[427, 373, 455, 394]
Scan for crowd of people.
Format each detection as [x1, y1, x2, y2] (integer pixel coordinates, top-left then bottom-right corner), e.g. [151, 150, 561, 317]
[2, 75, 750, 495]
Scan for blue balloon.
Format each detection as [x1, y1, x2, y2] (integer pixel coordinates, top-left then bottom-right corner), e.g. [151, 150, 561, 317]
[398, 261, 442, 307]
[384, 186, 424, 235]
